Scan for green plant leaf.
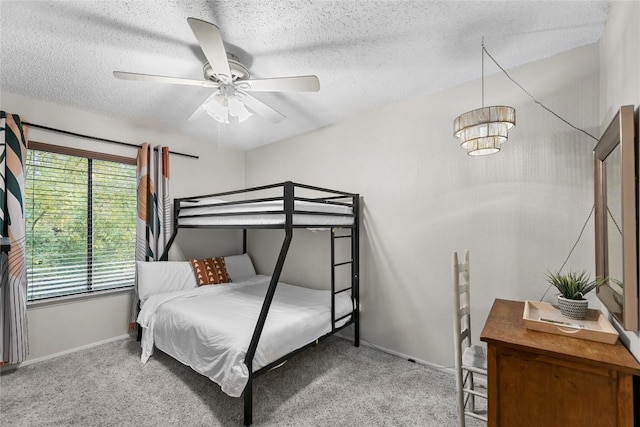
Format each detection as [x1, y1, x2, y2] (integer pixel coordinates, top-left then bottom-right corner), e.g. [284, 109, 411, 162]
[545, 270, 606, 300]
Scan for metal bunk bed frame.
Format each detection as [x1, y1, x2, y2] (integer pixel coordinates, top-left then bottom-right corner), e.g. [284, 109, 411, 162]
[156, 181, 360, 426]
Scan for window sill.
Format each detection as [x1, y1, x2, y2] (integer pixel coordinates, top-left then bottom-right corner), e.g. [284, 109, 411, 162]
[27, 286, 134, 308]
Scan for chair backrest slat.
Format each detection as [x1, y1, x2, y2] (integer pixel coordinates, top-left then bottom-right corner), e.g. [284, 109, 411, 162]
[452, 249, 487, 426]
[459, 304, 470, 318]
[453, 250, 473, 354]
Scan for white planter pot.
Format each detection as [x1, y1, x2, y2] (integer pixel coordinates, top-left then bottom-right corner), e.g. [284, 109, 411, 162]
[557, 296, 588, 320]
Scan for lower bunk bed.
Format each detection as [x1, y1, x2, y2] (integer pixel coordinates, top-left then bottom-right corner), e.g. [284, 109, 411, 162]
[137, 257, 354, 398]
[136, 182, 360, 426]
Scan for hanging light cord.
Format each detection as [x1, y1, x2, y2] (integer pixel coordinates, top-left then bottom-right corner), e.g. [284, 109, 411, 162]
[481, 38, 485, 108]
[476, 42, 601, 301]
[537, 205, 621, 304]
[607, 207, 623, 236]
[482, 45, 599, 142]
[539, 205, 595, 301]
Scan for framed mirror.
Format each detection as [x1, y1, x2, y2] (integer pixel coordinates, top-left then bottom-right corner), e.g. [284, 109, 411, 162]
[594, 105, 638, 331]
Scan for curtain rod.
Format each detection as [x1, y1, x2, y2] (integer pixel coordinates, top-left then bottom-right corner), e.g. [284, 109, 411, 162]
[23, 122, 199, 160]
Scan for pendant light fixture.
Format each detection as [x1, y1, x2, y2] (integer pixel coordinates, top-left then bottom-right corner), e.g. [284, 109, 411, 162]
[453, 40, 516, 156]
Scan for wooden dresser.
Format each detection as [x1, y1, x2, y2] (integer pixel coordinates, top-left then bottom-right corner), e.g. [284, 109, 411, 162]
[480, 299, 640, 426]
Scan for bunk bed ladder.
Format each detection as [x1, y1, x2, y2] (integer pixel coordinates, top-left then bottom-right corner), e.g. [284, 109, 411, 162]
[330, 227, 356, 337]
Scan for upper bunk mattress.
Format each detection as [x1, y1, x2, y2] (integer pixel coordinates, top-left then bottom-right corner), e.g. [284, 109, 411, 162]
[178, 198, 354, 227]
[137, 274, 353, 397]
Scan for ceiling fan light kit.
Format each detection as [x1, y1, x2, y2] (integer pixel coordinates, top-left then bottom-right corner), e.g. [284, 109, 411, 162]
[202, 92, 252, 124]
[454, 41, 516, 156]
[113, 17, 320, 125]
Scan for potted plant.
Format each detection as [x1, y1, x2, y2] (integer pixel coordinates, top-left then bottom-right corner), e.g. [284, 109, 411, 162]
[545, 270, 606, 319]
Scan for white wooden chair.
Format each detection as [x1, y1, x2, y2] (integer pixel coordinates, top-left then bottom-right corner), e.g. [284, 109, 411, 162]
[452, 250, 487, 426]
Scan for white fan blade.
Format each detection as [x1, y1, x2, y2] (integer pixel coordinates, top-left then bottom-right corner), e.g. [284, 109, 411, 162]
[241, 75, 320, 92]
[186, 104, 209, 122]
[113, 71, 217, 88]
[187, 18, 232, 82]
[187, 92, 219, 122]
[241, 93, 286, 123]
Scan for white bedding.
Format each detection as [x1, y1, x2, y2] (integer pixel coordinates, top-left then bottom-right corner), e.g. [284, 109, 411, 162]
[137, 275, 353, 397]
[178, 199, 354, 227]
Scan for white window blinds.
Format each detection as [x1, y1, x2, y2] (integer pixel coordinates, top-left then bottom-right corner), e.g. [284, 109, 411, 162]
[25, 148, 136, 301]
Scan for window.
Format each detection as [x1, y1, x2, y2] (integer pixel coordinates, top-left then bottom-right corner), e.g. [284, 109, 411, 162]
[25, 143, 137, 301]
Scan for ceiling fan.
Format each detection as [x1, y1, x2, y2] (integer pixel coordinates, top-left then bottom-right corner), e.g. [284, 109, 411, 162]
[113, 18, 320, 124]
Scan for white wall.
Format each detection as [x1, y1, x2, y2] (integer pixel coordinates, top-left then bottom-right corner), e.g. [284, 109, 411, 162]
[0, 92, 245, 361]
[4, 2, 631, 365]
[598, 0, 640, 360]
[245, 44, 599, 367]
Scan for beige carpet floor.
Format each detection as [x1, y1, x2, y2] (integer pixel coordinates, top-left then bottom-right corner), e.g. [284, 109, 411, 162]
[0, 336, 485, 426]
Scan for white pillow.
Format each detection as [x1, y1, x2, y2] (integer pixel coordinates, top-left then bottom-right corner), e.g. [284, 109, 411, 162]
[195, 197, 226, 206]
[224, 254, 257, 282]
[178, 197, 225, 206]
[137, 261, 197, 302]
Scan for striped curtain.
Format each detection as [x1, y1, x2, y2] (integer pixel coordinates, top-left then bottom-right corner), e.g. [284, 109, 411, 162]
[132, 143, 170, 324]
[0, 111, 29, 364]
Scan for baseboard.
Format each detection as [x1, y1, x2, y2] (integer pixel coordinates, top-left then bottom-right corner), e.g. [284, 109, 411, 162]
[338, 335, 487, 387]
[362, 340, 456, 374]
[333, 333, 455, 375]
[2, 334, 131, 369]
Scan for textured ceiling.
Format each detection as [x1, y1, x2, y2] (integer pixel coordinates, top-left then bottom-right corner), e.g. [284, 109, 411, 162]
[1, 1, 609, 150]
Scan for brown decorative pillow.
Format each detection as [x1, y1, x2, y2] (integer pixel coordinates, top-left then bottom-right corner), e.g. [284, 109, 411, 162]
[189, 257, 230, 286]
